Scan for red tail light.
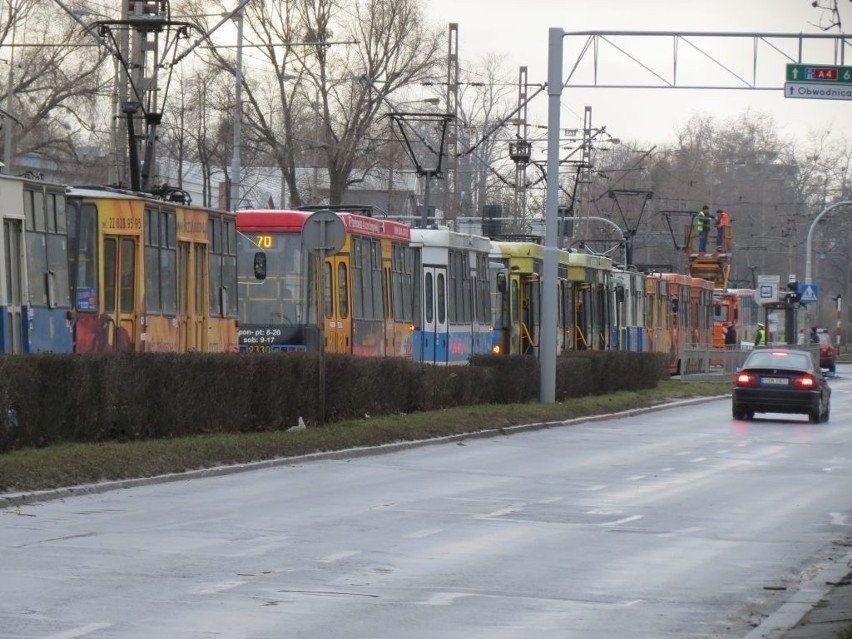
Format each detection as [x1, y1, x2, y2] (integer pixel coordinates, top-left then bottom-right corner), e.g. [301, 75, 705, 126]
[793, 375, 816, 389]
[736, 372, 757, 386]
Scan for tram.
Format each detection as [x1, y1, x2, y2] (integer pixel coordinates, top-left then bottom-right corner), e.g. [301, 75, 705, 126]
[0, 174, 73, 353]
[66, 187, 239, 352]
[236, 209, 415, 356]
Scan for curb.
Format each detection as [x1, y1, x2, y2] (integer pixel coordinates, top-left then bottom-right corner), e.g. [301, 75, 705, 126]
[0, 395, 726, 510]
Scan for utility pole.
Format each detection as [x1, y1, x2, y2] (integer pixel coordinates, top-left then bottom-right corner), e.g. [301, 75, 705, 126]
[443, 23, 460, 220]
[229, 5, 244, 211]
[2, 9, 17, 171]
[509, 67, 531, 219]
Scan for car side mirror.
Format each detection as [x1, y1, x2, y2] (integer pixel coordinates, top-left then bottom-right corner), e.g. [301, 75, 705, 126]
[496, 271, 507, 293]
[253, 252, 267, 280]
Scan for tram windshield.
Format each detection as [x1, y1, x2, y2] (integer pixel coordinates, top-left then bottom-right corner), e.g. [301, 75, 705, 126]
[237, 231, 316, 327]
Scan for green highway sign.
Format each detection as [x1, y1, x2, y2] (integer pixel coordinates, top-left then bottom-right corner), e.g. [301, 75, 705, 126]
[786, 63, 852, 83]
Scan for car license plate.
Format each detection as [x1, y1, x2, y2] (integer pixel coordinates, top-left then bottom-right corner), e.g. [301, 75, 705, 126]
[762, 377, 789, 385]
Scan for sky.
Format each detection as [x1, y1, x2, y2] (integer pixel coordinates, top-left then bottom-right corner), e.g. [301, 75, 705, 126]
[423, 0, 852, 150]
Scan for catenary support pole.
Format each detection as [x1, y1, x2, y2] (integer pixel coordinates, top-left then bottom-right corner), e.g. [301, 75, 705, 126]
[229, 6, 244, 210]
[542, 28, 564, 403]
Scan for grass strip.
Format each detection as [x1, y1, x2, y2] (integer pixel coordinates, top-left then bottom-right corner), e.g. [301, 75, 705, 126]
[0, 380, 728, 494]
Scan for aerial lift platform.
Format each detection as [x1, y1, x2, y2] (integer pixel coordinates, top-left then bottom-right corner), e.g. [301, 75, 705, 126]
[683, 221, 732, 289]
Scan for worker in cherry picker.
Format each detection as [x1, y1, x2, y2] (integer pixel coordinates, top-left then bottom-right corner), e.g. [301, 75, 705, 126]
[696, 205, 710, 253]
[715, 209, 730, 252]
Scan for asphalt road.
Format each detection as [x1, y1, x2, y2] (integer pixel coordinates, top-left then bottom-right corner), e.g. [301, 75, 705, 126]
[2, 368, 851, 638]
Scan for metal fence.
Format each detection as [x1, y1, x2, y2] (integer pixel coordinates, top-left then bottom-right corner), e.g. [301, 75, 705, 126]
[679, 344, 821, 382]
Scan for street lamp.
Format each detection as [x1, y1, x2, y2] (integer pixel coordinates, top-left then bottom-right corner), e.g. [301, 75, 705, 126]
[805, 201, 852, 284]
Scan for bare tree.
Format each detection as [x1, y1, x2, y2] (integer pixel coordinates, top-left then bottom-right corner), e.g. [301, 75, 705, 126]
[181, 0, 441, 208]
[1, 0, 111, 178]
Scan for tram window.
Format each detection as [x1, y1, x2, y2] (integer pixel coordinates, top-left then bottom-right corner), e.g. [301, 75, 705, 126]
[209, 217, 221, 253]
[194, 246, 205, 315]
[49, 193, 67, 233]
[104, 238, 117, 313]
[25, 233, 48, 306]
[392, 269, 403, 320]
[145, 207, 159, 244]
[462, 264, 472, 323]
[322, 262, 333, 318]
[511, 279, 519, 324]
[448, 251, 460, 323]
[46, 234, 71, 307]
[144, 209, 160, 312]
[353, 240, 370, 319]
[371, 243, 382, 321]
[209, 217, 237, 318]
[75, 204, 98, 309]
[161, 244, 177, 315]
[24, 190, 47, 232]
[223, 253, 237, 317]
[425, 272, 434, 323]
[145, 253, 159, 312]
[337, 262, 348, 318]
[437, 272, 446, 324]
[407, 248, 417, 323]
[162, 211, 176, 249]
[120, 239, 135, 313]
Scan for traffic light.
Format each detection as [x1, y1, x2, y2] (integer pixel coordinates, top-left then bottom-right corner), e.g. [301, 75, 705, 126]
[785, 280, 801, 304]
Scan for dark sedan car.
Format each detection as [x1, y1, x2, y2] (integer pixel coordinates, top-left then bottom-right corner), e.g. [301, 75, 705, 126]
[732, 349, 831, 423]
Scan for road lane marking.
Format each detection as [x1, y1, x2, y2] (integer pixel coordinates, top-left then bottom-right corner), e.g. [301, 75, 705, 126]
[317, 550, 361, 563]
[195, 580, 247, 594]
[600, 515, 644, 526]
[406, 529, 443, 538]
[46, 623, 113, 638]
[479, 504, 526, 518]
[416, 592, 474, 605]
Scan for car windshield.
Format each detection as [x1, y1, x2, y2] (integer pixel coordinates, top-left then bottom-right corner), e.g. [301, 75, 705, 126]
[817, 333, 831, 346]
[745, 351, 812, 371]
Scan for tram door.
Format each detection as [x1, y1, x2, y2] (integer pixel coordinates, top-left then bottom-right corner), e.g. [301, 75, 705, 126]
[173, 241, 205, 352]
[176, 241, 207, 352]
[178, 241, 190, 351]
[520, 275, 540, 355]
[3, 219, 24, 353]
[421, 267, 448, 363]
[322, 257, 351, 354]
[102, 235, 136, 351]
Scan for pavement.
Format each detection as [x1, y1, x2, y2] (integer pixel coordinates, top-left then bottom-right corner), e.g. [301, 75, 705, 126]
[778, 566, 852, 639]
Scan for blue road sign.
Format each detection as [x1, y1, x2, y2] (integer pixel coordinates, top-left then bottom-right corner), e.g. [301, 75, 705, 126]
[800, 283, 819, 305]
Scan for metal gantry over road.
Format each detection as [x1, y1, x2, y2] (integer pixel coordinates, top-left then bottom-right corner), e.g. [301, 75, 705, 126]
[540, 29, 851, 402]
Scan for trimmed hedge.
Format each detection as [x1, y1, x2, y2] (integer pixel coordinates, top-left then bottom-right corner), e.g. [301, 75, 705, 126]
[0, 351, 668, 452]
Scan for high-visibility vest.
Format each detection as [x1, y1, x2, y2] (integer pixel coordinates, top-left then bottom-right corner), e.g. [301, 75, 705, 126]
[696, 211, 706, 232]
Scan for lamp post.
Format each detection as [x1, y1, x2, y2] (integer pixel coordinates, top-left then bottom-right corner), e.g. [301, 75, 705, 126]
[805, 201, 852, 284]
[228, 5, 244, 211]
